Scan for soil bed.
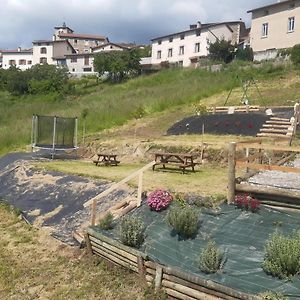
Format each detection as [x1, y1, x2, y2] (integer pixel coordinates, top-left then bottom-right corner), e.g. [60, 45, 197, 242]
[167, 109, 296, 136]
[96, 202, 300, 298]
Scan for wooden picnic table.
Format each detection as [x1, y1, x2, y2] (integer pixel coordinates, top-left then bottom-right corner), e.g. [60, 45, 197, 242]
[93, 154, 120, 166]
[152, 152, 196, 173]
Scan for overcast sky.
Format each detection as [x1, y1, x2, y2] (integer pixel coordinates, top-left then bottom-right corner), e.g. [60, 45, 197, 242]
[1, 0, 274, 49]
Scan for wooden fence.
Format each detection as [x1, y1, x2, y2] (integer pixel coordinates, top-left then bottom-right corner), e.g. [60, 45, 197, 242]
[83, 161, 156, 226]
[85, 227, 260, 300]
[227, 141, 300, 206]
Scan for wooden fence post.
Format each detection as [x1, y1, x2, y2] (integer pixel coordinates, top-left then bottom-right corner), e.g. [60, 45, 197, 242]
[84, 233, 93, 256]
[137, 172, 143, 207]
[90, 199, 97, 226]
[155, 266, 163, 292]
[227, 142, 236, 204]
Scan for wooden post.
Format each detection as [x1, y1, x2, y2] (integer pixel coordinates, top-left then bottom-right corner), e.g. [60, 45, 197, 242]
[227, 142, 236, 204]
[90, 199, 97, 226]
[246, 105, 249, 114]
[245, 147, 249, 173]
[84, 233, 93, 255]
[137, 172, 143, 207]
[137, 256, 147, 283]
[213, 106, 216, 114]
[155, 266, 163, 292]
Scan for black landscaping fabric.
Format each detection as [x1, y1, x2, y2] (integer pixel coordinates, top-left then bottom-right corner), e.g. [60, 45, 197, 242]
[167, 113, 271, 136]
[0, 152, 131, 245]
[97, 203, 300, 298]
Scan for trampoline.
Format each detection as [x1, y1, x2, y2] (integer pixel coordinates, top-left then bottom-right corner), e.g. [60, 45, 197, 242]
[31, 115, 78, 159]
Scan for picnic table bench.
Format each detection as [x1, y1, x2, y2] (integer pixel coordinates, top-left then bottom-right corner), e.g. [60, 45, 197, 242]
[152, 152, 197, 173]
[93, 154, 120, 166]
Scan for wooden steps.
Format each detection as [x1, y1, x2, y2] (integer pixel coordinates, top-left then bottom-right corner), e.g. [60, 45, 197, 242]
[270, 117, 290, 122]
[259, 128, 293, 134]
[265, 120, 291, 125]
[262, 124, 290, 128]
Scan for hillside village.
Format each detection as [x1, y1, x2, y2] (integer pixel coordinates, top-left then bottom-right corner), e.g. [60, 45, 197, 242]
[1, 0, 300, 74]
[1, 1, 300, 300]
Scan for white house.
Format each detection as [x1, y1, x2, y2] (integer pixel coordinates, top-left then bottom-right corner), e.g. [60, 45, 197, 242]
[248, 0, 300, 61]
[151, 21, 246, 68]
[32, 40, 76, 66]
[1, 48, 33, 70]
[66, 42, 139, 76]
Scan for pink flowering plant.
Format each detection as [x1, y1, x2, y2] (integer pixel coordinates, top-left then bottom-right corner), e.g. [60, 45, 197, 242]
[235, 193, 261, 213]
[147, 189, 173, 212]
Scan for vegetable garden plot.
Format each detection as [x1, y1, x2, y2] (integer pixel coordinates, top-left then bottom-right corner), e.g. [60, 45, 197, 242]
[98, 203, 300, 298]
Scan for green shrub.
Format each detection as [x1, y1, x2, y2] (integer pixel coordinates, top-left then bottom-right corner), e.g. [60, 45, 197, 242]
[260, 291, 289, 300]
[118, 216, 145, 248]
[290, 44, 300, 67]
[167, 206, 198, 238]
[199, 240, 223, 273]
[98, 212, 114, 230]
[263, 231, 300, 279]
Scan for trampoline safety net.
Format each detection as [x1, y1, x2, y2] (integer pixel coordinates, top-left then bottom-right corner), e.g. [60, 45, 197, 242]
[33, 115, 77, 149]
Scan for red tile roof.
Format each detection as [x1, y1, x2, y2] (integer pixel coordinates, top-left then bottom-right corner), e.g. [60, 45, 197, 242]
[58, 33, 107, 40]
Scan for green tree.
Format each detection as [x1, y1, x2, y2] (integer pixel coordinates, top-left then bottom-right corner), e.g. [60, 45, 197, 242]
[290, 44, 300, 67]
[6, 66, 31, 96]
[93, 49, 141, 82]
[235, 46, 254, 61]
[208, 39, 235, 63]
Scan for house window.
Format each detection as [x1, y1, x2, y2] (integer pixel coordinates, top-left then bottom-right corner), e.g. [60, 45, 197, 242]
[84, 49, 89, 53]
[169, 37, 173, 42]
[168, 48, 173, 57]
[71, 57, 77, 63]
[74, 39, 78, 44]
[72, 68, 75, 72]
[9, 60, 16, 66]
[28, 60, 32, 65]
[83, 67, 92, 72]
[195, 43, 200, 53]
[40, 47, 47, 54]
[196, 30, 201, 36]
[157, 50, 162, 59]
[288, 17, 295, 32]
[158, 40, 162, 45]
[179, 46, 184, 55]
[262, 23, 269, 37]
[84, 56, 89, 65]
[40, 57, 47, 64]
[19, 59, 26, 65]
[180, 34, 185, 40]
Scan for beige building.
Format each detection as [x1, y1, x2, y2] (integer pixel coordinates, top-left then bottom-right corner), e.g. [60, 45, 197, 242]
[151, 21, 246, 68]
[248, 0, 300, 60]
[1, 48, 33, 70]
[53, 23, 108, 53]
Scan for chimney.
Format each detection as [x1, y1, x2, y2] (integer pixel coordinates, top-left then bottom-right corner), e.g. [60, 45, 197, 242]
[17, 47, 21, 52]
[197, 21, 202, 28]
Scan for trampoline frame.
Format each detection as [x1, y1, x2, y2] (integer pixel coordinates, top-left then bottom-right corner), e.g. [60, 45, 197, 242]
[31, 115, 78, 159]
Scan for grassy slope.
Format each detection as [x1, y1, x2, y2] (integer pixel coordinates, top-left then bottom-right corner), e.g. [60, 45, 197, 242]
[0, 203, 165, 300]
[1, 62, 299, 155]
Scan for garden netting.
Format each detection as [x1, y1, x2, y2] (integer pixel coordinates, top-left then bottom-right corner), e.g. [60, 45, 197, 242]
[96, 203, 300, 298]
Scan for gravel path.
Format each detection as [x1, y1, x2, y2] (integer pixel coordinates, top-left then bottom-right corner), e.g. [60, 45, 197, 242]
[247, 155, 300, 192]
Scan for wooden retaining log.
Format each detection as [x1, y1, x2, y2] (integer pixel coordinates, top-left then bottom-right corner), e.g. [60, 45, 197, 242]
[89, 236, 138, 263]
[162, 279, 219, 300]
[236, 184, 300, 202]
[163, 274, 236, 300]
[162, 266, 260, 300]
[87, 228, 148, 260]
[92, 246, 139, 273]
[164, 288, 199, 300]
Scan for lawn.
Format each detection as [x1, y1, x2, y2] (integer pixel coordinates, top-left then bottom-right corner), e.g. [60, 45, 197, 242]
[0, 202, 165, 300]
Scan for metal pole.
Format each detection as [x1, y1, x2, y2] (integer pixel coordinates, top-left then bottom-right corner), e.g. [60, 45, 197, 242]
[227, 142, 236, 204]
[75, 117, 78, 159]
[52, 116, 57, 160]
[31, 115, 35, 153]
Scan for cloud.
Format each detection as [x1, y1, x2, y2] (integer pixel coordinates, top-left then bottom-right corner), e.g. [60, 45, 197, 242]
[0, 0, 272, 49]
